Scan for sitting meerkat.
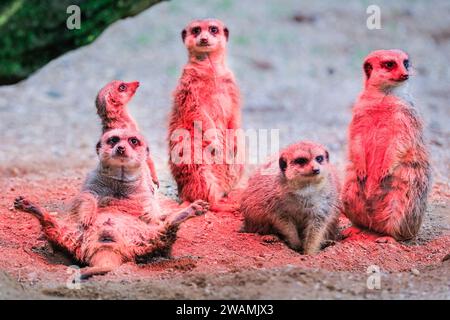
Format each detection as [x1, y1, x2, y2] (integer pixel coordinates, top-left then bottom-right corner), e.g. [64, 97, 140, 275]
[96, 80, 159, 188]
[82, 128, 163, 225]
[168, 19, 243, 210]
[240, 141, 341, 255]
[342, 49, 431, 242]
[14, 128, 209, 279]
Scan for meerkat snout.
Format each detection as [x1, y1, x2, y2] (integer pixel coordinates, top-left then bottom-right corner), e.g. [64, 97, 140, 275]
[97, 129, 148, 168]
[97, 80, 140, 108]
[363, 49, 410, 90]
[181, 19, 229, 53]
[280, 142, 330, 184]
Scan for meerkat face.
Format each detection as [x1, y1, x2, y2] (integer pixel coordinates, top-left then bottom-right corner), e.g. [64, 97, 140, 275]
[363, 49, 410, 89]
[181, 19, 229, 54]
[279, 142, 330, 185]
[97, 129, 148, 168]
[106, 80, 140, 106]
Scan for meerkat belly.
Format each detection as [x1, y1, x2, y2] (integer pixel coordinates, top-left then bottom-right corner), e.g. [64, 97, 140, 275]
[360, 112, 394, 175]
[211, 91, 232, 124]
[85, 212, 156, 251]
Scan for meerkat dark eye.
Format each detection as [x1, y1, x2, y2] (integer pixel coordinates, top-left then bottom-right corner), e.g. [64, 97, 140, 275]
[381, 60, 397, 70]
[294, 157, 309, 166]
[118, 84, 127, 92]
[403, 59, 410, 70]
[209, 26, 219, 35]
[107, 136, 120, 146]
[129, 137, 140, 146]
[191, 27, 201, 36]
[315, 155, 324, 164]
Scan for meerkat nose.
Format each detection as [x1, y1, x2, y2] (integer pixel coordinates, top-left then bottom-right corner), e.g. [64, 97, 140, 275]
[116, 146, 125, 155]
[312, 168, 320, 175]
[399, 74, 409, 81]
[200, 38, 208, 44]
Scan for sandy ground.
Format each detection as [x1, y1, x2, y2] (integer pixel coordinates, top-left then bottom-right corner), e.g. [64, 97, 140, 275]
[0, 0, 449, 299]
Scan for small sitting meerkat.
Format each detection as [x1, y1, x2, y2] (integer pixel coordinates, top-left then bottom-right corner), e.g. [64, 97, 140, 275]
[342, 49, 431, 241]
[240, 141, 341, 255]
[96, 80, 159, 188]
[14, 128, 209, 279]
[168, 19, 243, 211]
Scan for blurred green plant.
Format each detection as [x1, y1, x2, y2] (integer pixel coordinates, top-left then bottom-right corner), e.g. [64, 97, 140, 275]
[0, 0, 165, 85]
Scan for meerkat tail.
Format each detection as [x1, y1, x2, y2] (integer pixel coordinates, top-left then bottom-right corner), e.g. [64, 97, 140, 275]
[80, 266, 114, 280]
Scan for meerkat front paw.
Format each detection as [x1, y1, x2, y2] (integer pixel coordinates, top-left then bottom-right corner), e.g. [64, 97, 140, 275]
[261, 234, 280, 244]
[375, 236, 397, 244]
[191, 200, 210, 216]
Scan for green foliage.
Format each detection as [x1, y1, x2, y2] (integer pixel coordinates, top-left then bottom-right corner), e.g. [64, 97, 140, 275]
[0, 0, 165, 84]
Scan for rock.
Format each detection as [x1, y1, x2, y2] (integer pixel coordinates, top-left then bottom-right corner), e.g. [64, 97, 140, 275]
[411, 268, 420, 276]
[0, 0, 165, 84]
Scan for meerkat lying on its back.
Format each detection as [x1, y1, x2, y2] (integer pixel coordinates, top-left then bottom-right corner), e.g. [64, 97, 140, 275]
[342, 49, 431, 241]
[96, 80, 159, 188]
[14, 195, 208, 279]
[168, 19, 243, 210]
[240, 141, 341, 255]
[14, 128, 209, 279]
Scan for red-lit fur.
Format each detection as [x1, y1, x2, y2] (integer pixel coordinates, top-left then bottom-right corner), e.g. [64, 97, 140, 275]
[168, 19, 243, 209]
[240, 141, 341, 254]
[342, 49, 431, 240]
[14, 193, 209, 279]
[96, 80, 159, 188]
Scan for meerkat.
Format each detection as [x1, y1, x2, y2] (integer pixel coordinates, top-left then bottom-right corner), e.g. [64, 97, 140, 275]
[14, 128, 209, 279]
[342, 49, 431, 241]
[96, 80, 159, 188]
[240, 141, 341, 255]
[168, 19, 243, 210]
[14, 195, 208, 279]
[82, 128, 163, 225]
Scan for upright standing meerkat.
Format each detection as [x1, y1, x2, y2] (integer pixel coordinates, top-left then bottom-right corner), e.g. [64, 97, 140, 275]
[168, 19, 243, 210]
[96, 80, 159, 188]
[240, 141, 341, 255]
[14, 128, 209, 279]
[342, 49, 431, 241]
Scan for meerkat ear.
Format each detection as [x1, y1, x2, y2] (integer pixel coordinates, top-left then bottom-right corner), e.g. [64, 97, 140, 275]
[279, 157, 287, 172]
[364, 61, 373, 79]
[223, 27, 229, 41]
[181, 29, 187, 42]
[325, 150, 330, 162]
[146, 146, 150, 156]
[96, 141, 101, 155]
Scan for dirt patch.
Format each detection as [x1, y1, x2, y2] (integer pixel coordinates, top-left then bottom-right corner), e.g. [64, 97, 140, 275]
[0, 171, 448, 299]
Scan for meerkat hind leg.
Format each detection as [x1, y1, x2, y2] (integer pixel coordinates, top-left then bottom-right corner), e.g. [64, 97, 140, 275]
[167, 200, 209, 226]
[14, 196, 79, 254]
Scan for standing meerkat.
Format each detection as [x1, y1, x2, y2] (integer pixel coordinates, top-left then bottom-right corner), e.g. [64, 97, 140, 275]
[14, 128, 209, 279]
[342, 49, 431, 241]
[168, 19, 243, 210]
[240, 141, 341, 255]
[96, 80, 159, 188]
